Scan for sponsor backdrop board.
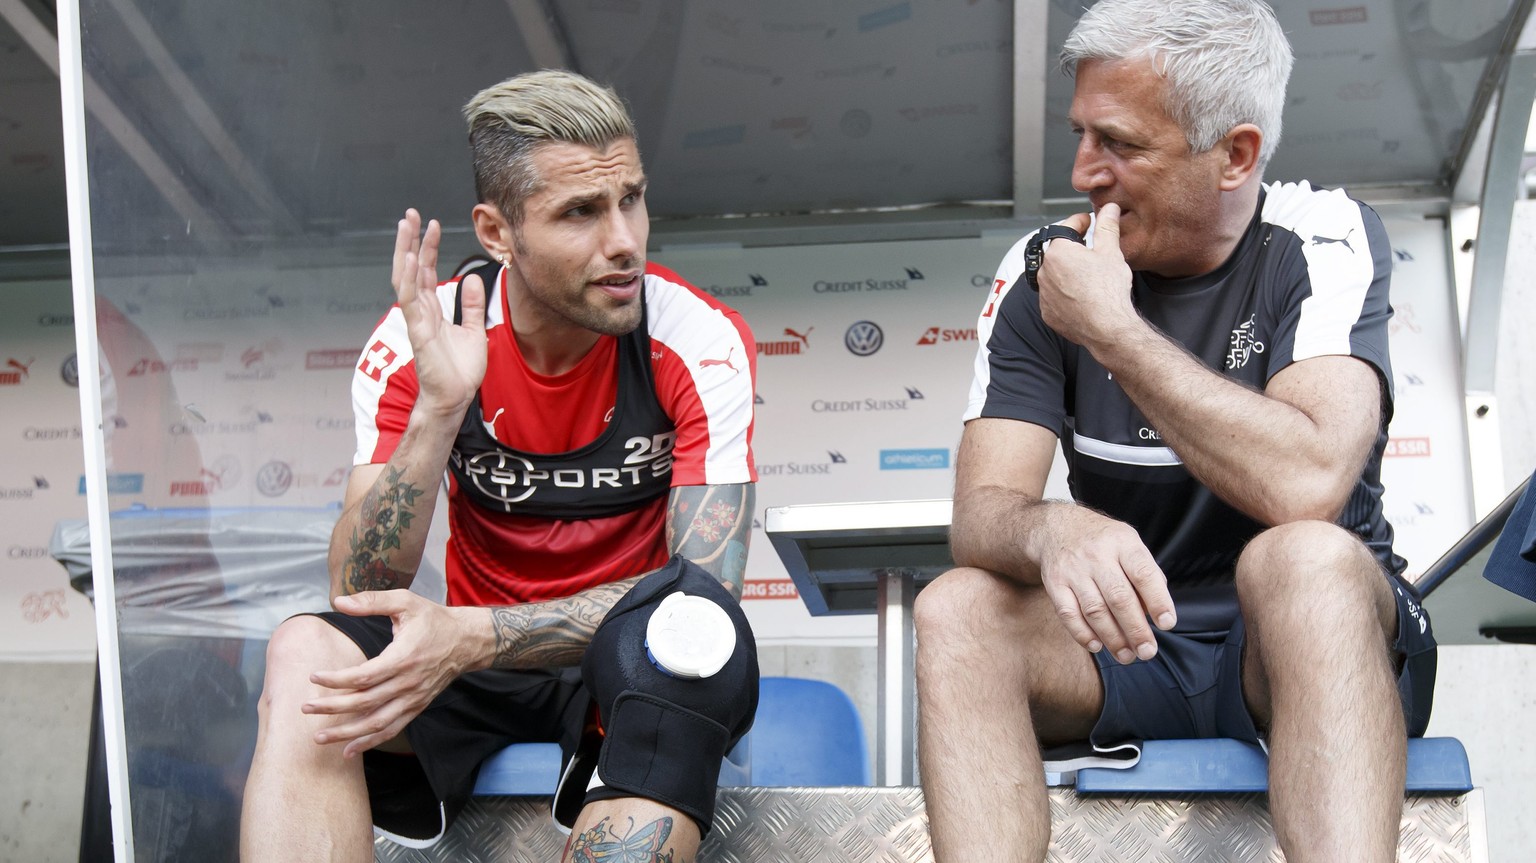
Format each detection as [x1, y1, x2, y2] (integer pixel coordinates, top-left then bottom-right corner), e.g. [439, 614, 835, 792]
[0, 281, 96, 658]
[0, 216, 1472, 657]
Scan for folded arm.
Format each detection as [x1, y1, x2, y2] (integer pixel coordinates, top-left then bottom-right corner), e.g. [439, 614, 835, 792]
[482, 481, 755, 670]
[1094, 335, 1381, 525]
[1038, 204, 1383, 525]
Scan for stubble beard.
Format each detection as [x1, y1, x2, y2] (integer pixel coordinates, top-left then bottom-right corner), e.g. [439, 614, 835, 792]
[541, 263, 645, 337]
[514, 230, 645, 336]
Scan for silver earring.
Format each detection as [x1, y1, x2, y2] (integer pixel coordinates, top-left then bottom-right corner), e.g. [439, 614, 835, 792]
[497, 254, 507, 264]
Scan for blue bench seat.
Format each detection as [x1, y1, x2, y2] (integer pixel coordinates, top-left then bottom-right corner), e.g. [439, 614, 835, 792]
[473, 676, 870, 796]
[1074, 737, 1472, 794]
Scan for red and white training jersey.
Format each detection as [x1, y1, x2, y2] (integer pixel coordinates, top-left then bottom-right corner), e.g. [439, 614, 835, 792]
[350, 261, 757, 606]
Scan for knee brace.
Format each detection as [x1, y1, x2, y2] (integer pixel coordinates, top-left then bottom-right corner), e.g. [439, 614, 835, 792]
[556, 556, 758, 834]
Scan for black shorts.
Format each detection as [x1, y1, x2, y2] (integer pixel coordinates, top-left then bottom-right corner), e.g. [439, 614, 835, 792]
[310, 612, 591, 847]
[1088, 571, 1437, 752]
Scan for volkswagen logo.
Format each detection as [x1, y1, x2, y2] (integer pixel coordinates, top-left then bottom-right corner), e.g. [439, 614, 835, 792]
[844, 321, 884, 357]
[256, 460, 293, 497]
[61, 354, 78, 388]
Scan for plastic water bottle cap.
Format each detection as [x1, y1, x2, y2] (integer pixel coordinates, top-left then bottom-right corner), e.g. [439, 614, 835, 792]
[645, 592, 736, 679]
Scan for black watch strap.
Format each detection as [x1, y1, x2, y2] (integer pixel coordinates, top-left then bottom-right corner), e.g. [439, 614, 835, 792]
[1023, 224, 1086, 291]
[1039, 224, 1085, 245]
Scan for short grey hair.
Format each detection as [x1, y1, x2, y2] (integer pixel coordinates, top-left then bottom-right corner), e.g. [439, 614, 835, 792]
[463, 69, 637, 226]
[1061, 0, 1293, 168]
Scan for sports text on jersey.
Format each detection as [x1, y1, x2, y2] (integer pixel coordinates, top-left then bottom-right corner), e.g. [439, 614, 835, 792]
[453, 432, 676, 511]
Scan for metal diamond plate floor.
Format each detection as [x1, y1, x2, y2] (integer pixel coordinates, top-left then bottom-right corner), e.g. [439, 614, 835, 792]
[374, 788, 1485, 862]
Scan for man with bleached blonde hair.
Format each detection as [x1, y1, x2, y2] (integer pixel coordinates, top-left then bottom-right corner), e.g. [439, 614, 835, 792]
[242, 69, 759, 863]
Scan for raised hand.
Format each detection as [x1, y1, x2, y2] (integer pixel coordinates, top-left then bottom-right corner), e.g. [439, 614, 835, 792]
[392, 209, 489, 418]
[1033, 505, 1176, 664]
[304, 589, 483, 757]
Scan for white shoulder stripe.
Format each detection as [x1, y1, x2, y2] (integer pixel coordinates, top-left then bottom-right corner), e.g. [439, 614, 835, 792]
[1261, 181, 1377, 361]
[965, 232, 1035, 421]
[351, 306, 413, 465]
[643, 272, 754, 484]
[1073, 433, 1183, 466]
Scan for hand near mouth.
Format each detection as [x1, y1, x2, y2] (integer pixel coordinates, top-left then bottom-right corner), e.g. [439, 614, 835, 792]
[1034, 202, 1139, 354]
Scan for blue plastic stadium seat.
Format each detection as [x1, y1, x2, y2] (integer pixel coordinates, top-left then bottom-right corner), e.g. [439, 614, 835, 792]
[1074, 737, 1472, 794]
[472, 736, 752, 796]
[472, 676, 870, 795]
[730, 676, 870, 787]
[473, 742, 563, 796]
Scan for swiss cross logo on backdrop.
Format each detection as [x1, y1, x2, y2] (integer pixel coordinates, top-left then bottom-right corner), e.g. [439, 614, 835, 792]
[917, 326, 977, 346]
[359, 341, 398, 381]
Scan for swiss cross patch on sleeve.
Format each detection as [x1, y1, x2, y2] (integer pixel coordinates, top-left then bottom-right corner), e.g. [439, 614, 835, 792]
[358, 340, 398, 381]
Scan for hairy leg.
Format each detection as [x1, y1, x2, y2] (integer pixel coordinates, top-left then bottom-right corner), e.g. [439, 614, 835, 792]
[915, 567, 1102, 862]
[1237, 521, 1401, 863]
[562, 797, 700, 863]
[241, 616, 390, 863]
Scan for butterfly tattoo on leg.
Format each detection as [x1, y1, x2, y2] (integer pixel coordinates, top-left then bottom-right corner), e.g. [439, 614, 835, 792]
[568, 815, 675, 863]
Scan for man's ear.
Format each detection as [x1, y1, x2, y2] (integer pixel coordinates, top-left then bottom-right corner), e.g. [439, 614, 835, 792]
[472, 203, 514, 261]
[1219, 124, 1264, 191]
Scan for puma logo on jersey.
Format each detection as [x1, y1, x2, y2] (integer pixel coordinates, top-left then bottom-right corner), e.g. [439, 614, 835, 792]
[1311, 228, 1356, 253]
[480, 406, 506, 438]
[698, 348, 739, 374]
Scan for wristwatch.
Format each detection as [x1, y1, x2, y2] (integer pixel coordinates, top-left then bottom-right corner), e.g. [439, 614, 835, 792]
[1023, 224, 1086, 291]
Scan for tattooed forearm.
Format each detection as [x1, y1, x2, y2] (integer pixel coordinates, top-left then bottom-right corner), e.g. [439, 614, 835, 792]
[490, 576, 641, 668]
[341, 466, 427, 594]
[666, 483, 754, 597]
[487, 483, 755, 668]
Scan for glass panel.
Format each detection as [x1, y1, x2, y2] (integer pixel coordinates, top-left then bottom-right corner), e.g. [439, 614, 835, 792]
[76, 1, 493, 858]
[1043, 0, 1524, 200]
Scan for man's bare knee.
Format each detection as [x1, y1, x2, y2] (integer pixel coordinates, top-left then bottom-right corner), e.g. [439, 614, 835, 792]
[1236, 522, 1388, 624]
[917, 568, 1100, 733]
[258, 616, 364, 719]
[915, 567, 1006, 646]
[1238, 523, 1398, 718]
[915, 568, 1048, 662]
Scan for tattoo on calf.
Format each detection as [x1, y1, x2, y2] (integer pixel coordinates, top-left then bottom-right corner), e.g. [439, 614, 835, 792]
[342, 466, 425, 594]
[567, 815, 675, 863]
